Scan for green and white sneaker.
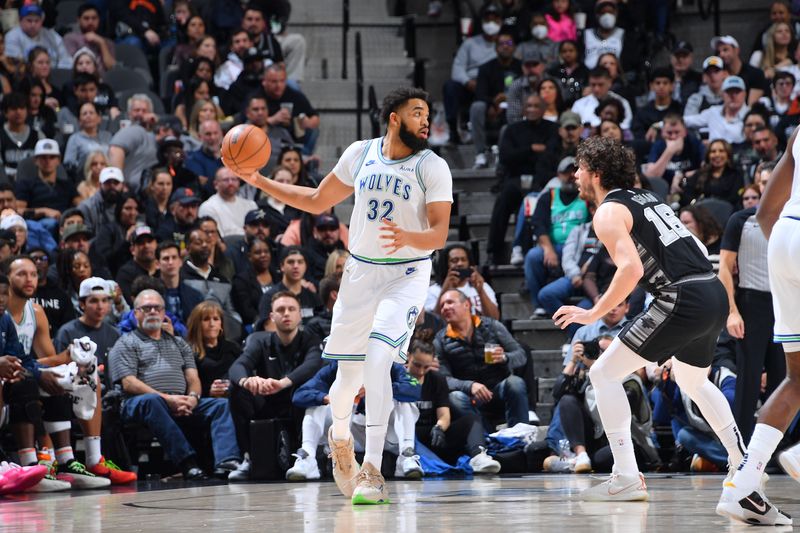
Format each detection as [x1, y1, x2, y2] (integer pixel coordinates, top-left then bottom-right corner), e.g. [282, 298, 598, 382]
[351, 462, 389, 505]
[59, 460, 111, 490]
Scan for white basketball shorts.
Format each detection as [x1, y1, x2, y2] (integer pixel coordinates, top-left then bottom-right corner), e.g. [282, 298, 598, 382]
[322, 255, 431, 362]
[768, 216, 800, 352]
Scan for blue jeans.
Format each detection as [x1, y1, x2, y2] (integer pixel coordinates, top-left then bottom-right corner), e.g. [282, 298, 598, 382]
[449, 375, 528, 430]
[301, 127, 319, 155]
[524, 244, 564, 309]
[538, 276, 592, 336]
[677, 426, 727, 467]
[121, 393, 240, 466]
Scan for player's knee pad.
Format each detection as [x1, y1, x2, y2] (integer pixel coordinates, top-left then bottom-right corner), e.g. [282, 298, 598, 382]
[43, 420, 71, 434]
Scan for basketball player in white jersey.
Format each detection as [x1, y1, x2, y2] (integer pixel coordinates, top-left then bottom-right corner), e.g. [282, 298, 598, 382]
[230, 87, 452, 504]
[716, 130, 800, 525]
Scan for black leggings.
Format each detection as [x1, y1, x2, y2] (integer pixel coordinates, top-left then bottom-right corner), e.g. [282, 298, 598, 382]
[559, 394, 604, 453]
[416, 412, 485, 464]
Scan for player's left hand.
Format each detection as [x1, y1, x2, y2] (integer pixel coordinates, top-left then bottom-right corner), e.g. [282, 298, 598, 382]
[553, 305, 595, 330]
[379, 218, 409, 255]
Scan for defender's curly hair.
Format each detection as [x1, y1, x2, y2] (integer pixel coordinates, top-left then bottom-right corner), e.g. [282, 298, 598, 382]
[576, 136, 637, 191]
[380, 87, 430, 124]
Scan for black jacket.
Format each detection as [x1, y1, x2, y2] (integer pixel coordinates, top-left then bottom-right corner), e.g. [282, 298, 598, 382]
[498, 118, 560, 182]
[228, 329, 322, 387]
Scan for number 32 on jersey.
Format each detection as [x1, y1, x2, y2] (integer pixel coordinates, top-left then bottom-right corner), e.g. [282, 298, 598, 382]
[644, 204, 691, 246]
[367, 198, 394, 221]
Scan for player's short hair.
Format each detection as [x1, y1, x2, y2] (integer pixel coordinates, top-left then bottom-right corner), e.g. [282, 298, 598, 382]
[156, 240, 180, 259]
[279, 245, 305, 264]
[576, 136, 637, 190]
[270, 290, 301, 309]
[380, 87, 430, 124]
[318, 273, 341, 305]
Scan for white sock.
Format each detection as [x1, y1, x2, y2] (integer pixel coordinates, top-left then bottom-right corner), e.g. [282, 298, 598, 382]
[18, 448, 36, 466]
[85, 436, 102, 467]
[329, 361, 364, 441]
[717, 422, 746, 469]
[606, 431, 638, 476]
[55, 446, 74, 465]
[362, 339, 395, 469]
[732, 423, 784, 492]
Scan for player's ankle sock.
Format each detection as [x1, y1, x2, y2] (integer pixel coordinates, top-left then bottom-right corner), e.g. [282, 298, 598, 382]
[55, 446, 75, 465]
[606, 431, 638, 476]
[19, 448, 36, 466]
[732, 423, 783, 491]
[718, 421, 746, 468]
[84, 436, 102, 467]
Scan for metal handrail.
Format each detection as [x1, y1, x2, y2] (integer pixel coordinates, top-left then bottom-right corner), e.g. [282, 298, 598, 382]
[355, 31, 363, 138]
[342, 0, 350, 79]
[696, 0, 721, 36]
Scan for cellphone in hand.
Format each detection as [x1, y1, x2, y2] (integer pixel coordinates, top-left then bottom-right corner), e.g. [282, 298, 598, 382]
[456, 268, 472, 279]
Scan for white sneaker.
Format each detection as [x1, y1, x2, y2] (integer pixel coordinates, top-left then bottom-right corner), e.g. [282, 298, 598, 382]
[228, 455, 251, 482]
[509, 246, 524, 266]
[574, 452, 592, 473]
[286, 450, 320, 481]
[473, 153, 488, 169]
[717, 482, 792, 526]
[779, 446, 800, 483]
[530, 308, 547, 319]
[724, 467, 769, 492]
[394, 450, 423, 479]
[580, 470, 648, 501]
[469, 447, 501, 474]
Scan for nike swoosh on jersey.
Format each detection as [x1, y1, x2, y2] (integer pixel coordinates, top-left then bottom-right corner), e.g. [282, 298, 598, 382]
[365, 160, 376, 166]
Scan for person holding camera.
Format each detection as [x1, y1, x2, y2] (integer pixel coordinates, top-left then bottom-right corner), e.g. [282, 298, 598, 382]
[426, 243, 499, 320]
[563, 298, 629, 365]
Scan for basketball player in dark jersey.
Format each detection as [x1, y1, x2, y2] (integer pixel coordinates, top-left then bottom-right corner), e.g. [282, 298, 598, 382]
[553, 137, 746, 501]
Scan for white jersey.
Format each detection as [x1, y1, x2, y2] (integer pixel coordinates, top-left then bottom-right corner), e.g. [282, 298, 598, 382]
[332, 137, 453, 263]
[781, 137, 800, 218]
[583, 28, 624, 69]
[10, 301, 36, 356]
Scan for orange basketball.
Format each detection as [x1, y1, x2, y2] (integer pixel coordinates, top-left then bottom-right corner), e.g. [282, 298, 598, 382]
[221, 124, 271, 175]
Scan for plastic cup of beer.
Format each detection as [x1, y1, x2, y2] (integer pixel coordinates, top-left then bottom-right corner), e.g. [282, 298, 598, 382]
[484, 343, 499, 364]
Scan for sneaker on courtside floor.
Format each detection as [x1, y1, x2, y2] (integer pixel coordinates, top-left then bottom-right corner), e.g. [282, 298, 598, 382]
[88, 456, 137, 484]
[328, 427, 359, 497]
[394, 448, 423, 479]
[351, 462, 389, 505]
[469, 447, 501, 474]
[0, 462, 46, 494]
[286, 449, 321, 481]
[28, 461, 71, 492]
[690, 454, 720, 472]
[58, 460, 111, 489]
[580, 469, 648, 502]
[573, 452, 592, 474]
[716, 481, 792, 526]
[779, 444, 800, 483]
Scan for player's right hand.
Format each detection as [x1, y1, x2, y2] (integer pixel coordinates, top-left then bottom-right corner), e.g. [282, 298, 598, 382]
[727, 311, 745, 339]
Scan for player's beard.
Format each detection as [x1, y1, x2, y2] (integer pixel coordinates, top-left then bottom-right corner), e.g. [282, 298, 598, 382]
[398, 120, 428, 153]
[10, 283, 33, 299]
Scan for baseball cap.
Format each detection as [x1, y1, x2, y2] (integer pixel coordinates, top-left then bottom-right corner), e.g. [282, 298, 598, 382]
[557, 156, 577, 174]
[595, 0, 617, 11]
[130, 225, 156, 244]
[243, 47, 264, 63]
[522, 47, 546, 65]
[482, 3, 501, 16]
[314, 214, 339, 229]
[559, 111, 581, 129]
[672, 41, 693, 54]
[711, 35, 739, 50]
[169, 187, 201, 206]
[19, 4, 43, 18]
[34, 139, 60, 157]
[99, 167, 123, 184]
[245, 208, 269, 225]
[702, 56, 724, 71]
[61, 223, 92, 243]
[722, 76, 746, 92]
[0, 214, 26, 231]
[79, 277, 111, 299]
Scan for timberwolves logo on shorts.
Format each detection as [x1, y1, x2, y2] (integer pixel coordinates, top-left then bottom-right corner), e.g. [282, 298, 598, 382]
[406, 306, 419, 329]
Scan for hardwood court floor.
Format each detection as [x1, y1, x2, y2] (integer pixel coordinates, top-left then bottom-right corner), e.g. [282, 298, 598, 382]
[1, 474, 798, 532]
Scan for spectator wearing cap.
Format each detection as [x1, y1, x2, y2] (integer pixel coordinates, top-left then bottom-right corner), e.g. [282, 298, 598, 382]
[63, 4, 116, 73]
[0, 93, 42, 180]
[632, 67, 683, 143]
[442, 3, 501, 144]
[155, 187, 202, 253]
[16, 140, 80, 234]
[670, 41, 703, 106]
[0, 183, 56, 254]
[303, 214, 347, 284]
[684, 76, 750, 145]
[215, 29, 254, 91]
[684, 56, 729, 122]
[571, 66, 633, 130]
[180, 227, 242, 341]
[0, 215, 28, 256]
[185, 120, 223, 194]
[26, 246, 75, 342]
[529, 110, 582, 193]
[506, 47, 549, 125]
[712, 35, 769, 105]
[257, 246, 321, 327]
[644, 113, 705, 189]
[488, 93, 559, 265]
[156, 241, 204, 329]
[259, 64, 321, 156]
[55, 278, 120, 371]
[108, 95, 168, 193]
[78, 167, 124, 234]
[198, 167, 258, 238]
[5, 4, 72, 69]
[226, 48, 267, 116]
[582, 0, 629, 70]
[224, 208, 278, 275]
[470, 28, 522, 168]
[117, 226, 160, 304]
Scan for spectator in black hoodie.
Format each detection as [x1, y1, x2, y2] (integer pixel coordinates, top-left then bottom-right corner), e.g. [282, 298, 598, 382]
[305, 273, 340, 342]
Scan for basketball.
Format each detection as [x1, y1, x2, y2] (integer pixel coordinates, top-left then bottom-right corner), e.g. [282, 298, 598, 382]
[221, 124, 271, 175]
